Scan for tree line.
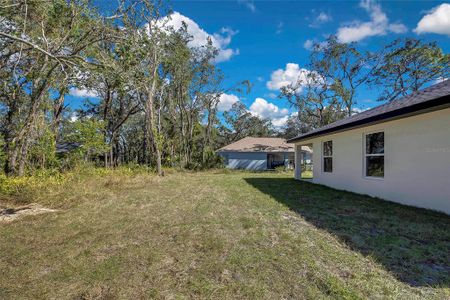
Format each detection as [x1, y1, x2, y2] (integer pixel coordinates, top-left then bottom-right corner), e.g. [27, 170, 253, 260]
[0, 0, 253, 176]
[1, 0, 449, 176]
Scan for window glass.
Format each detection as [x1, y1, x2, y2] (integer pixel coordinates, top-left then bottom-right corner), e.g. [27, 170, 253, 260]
[366, 132, 384, 154]
[323, 141, 333, 156]
[365, 132, 384, 178]
[366, 156, 384, 177]
[323, 141, 333, 173]
[323, 157, 333, 173]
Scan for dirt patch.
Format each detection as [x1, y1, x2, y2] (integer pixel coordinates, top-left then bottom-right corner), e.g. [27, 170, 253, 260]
[0, 204, 57, 223]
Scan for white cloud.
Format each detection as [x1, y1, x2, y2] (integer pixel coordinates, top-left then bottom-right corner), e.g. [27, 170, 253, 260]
[266, 92, 278, 99]
[336, 0, 407, 43]
[266, 63, 315, 91]
[69, 112, 78, 122]
[318, 12, 331, 23]
[249, 97, 289, 127]
[157, 12, 239, 63]
[389, 23, 408, 34]
[276, 21, 284, 34]
[309, 12, 332, 28]
[435, 77, 449, 84]
[303, 39, 328, 51]
[414, 3, 450, 36]
[352, 107, 370, 115]
[69, 87, 98, 98]
[238, 0, 256, 12]
[271, 116, 289, 127]
[217, 93, 239, 111]
[249, 98, 288, 119]
[303, 39, 314, 50]
[337, 23, 383, 43]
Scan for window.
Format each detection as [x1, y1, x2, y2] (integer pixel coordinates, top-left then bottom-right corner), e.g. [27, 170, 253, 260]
[365, 132, 384, 177]
[323, 140, 333, 173]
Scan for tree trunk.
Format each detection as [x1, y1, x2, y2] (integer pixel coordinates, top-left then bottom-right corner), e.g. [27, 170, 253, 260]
[7, 61, 55, 176]
[142, 122, 148, 165]
[18, 135, 31, 176]
[4, 142, 19, 175]
[145, 74, 163, 176]
[202, 104, 215, 165]
[110, 146, 114, 168]
[52, 90, 66, 141]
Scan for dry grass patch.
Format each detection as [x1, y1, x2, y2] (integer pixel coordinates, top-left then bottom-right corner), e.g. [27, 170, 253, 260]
[0, 170, 449, 299]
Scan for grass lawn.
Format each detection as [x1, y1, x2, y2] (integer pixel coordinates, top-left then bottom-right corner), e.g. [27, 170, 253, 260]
[1, 170, 449, 299]
[301, 170, 313, 179]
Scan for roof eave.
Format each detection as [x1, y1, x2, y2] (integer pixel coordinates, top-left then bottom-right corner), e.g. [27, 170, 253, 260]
[287, 95, 450, 144]
[217, 149, 294, 153]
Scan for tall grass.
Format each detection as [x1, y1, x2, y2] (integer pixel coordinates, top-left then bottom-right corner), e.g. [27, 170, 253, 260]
[0, 164, 153, 207]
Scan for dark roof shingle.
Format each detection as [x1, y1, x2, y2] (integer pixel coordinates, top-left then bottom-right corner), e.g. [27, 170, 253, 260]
[288, 80, 450, 143]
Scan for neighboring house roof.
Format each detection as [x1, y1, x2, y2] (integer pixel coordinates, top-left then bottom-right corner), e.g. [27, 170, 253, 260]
[288, 79, 450, 143]
[218, 137, 306, 153]
[56, 142, 81, 154]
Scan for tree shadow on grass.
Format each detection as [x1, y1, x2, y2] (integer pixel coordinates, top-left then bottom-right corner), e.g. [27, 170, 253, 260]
[244, 177, 450, 287]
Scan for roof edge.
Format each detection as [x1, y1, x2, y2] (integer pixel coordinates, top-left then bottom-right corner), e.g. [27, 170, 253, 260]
[287, 94, 450, 143]
[216, 149, 294, 153]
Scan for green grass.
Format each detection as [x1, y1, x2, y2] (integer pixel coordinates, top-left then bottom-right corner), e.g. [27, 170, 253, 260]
[301, 170, 313, 179]
[0, 170, 449, 299]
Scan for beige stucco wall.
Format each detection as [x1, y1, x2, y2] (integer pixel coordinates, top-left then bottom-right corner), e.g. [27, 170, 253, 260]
[294, 107, 450, 214]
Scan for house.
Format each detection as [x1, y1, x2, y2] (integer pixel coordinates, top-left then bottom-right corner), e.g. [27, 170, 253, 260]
[217, 137, 312, 171]
[288, 80, 450, 214]
[55, 142, 82, 155]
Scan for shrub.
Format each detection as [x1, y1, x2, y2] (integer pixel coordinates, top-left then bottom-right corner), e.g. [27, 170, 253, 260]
[274, 166, 287, 173]
[28, 126, 59, 171]
[0, 170, 69, 203]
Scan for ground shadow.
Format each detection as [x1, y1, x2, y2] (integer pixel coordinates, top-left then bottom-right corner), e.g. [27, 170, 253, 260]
[245, 177, 450, 287]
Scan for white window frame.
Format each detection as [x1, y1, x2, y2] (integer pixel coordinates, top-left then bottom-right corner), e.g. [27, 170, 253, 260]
[363, 131, 385, 179]
[322, 140, 333, 173]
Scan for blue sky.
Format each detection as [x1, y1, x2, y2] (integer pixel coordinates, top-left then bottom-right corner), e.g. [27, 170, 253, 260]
[76, 0, 450, 127]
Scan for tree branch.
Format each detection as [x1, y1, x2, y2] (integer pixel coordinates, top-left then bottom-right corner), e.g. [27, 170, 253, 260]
[0, 31, 60, 62]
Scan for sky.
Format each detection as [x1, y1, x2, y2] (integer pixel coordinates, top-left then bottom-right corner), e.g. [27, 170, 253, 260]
[73, 0, 450, 128]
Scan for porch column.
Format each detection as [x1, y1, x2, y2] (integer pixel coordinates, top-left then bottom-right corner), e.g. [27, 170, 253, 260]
[294, 144, 303, 180]
[283, 152, 288, 169]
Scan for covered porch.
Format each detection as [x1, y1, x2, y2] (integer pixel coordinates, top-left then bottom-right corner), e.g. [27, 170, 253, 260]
[267, 152, 295, 169]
